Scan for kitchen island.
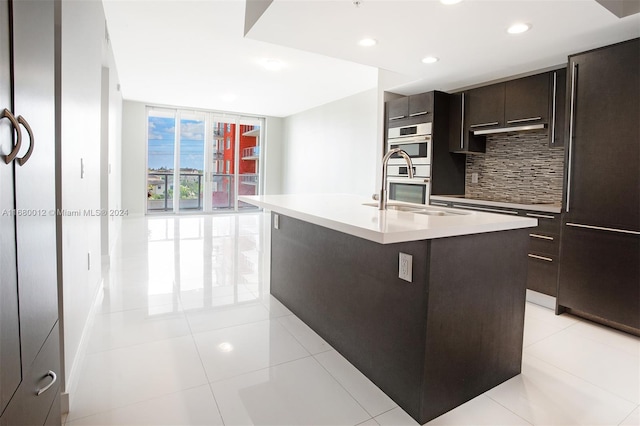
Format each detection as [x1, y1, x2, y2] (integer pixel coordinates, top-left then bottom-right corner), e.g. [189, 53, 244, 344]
[240, 194, 537, 424]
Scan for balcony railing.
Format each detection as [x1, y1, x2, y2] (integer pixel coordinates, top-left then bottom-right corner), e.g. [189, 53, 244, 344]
[147, 172, 203, 211]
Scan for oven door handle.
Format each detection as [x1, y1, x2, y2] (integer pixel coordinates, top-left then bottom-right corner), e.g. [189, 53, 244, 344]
[387, 135, 430, 145]
[387, 177, 430, 184]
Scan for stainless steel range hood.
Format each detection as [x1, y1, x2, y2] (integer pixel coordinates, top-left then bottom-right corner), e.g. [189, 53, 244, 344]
[473, 123, 547, 136]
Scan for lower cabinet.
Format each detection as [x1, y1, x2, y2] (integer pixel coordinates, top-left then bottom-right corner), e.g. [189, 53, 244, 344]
[557, 225, 639, 331]
[1, 324, 60, 426]
[524, 211, 561, 297]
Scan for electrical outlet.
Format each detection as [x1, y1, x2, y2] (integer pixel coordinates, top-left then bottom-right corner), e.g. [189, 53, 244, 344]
[399, 252, 412, 282]
[471, 172, 478, 184]
[274, 214, 279, 229]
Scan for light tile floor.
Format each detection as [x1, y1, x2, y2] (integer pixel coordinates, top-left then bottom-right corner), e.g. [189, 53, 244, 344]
[65, 213, 640, 426]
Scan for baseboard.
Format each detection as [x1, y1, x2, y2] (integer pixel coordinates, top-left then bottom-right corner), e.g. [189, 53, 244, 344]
[60, 391, 69, 415]
[526, 289, 556, 310]
[64, 276, 104, 414]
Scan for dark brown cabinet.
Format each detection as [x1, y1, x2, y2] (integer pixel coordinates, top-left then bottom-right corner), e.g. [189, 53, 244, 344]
[558, 38, 639, 333]
[505, 73, 549, 126]
[465, 83, 505, 131]
[550, 68, 566, 148]
[524, 211, 561, 297]
[0, 0, 60, 424]
[386, 92, 434, 127]
[448, 92, 486, 153]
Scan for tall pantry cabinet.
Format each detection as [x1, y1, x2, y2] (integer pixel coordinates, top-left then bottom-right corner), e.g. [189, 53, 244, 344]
[0, 0, 61, 424]
[558, 38, 639, 333]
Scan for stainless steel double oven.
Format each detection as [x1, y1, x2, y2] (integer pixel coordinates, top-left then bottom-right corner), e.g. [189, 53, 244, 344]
[386, 122, 432, 205]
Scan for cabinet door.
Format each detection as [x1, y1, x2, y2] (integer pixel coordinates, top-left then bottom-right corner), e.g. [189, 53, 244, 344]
[505, 73, 549, 125]
[12, 0, 58, 370]
[465, 83, 505, 130]
[448, 93, 485, 153]
[565, 39, 639, 231]
[408, 92, 433, 120]
[387, 97, 409, 122]
[549, 68, 566, 147]
[0, 0, 22, 414]
[558, 225, 639, 330]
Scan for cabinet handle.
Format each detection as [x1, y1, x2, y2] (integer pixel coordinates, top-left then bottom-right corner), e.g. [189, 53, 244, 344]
[550, 71, 557, 145]
[566, 222, 640, 236]
[460, 93, 465, 150]
[507, 117, 542, 124]
[16, 116, 34, 166]
[528, 254, 553, 262]
[530, 233, 554, 241]
[389, 115, 406, 121]
[525, 212, 555, 219]
[566, 62, 578, 212]
[409, 111, 429, 117]
[452, 204, 519, 215]
[2, 108, 22, 164]
[430, 202, 448, 207]
[36, 371, 57, 396]
[469, 121, 499, 128]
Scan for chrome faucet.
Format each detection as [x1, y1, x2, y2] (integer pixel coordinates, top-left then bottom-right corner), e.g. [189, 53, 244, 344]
[379, 148, 414, 210]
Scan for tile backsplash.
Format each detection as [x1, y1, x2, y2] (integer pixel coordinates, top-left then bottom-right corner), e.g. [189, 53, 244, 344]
[465, 130, 565, 204]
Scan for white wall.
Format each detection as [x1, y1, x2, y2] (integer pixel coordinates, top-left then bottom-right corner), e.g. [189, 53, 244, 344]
[264, 116, 283, 194]
[281, 88, 379, 196]
[58, 0, 122, 409]
[120, 100, 147, 216]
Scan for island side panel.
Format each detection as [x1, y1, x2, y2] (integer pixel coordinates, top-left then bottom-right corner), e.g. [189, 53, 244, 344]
[270, 213, 430, 418]
[419, 228, 529, 422]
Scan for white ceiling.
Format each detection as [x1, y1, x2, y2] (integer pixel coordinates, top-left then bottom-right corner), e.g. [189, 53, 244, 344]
[103, 0, 640, 118]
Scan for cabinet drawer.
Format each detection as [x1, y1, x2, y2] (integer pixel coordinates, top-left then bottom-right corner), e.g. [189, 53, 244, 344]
[529, 232, 559, 255]
[1, 323, 60, 426]
[523, 212, 561, 234]
[527, 253, 558, 296]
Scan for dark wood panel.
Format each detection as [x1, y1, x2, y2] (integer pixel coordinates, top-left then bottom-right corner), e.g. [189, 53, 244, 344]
[421, 229, 528, 421]
[12, 0, 58, 370]
[1, 324, 60, 426]
[505, 73, 549, 124]
[550, 67, 567, 147]
[465, 83, 505, 129]
[431, 91, 465, 195]
[271, 214, 431, 417]
[0, 0, 22, 415]
[527, 254, 558, 296]
[566, 38, 639, 231]
[529, 233, 559, 256]
[271, 213, 529, 424]
[387, 97, 409, 122]
[448, 93, 486, 153]
[409, 92, 433, 119]
[558, 225, 639, 330]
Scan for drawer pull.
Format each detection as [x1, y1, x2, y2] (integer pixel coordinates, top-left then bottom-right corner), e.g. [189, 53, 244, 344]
[528, 254, 553, 262]
[507, 116, 542, 124]
[469, 121, 499, 128]
[430, 202, 448, 207]
[525, 213, 555, 219]
[389, 115, 406, 121]
[36, 370, 57, 396]
[530, 233, 554, 241]
[409, 111, 429, 117]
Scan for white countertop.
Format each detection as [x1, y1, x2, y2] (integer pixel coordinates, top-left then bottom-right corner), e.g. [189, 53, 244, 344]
[240, 194, 537, 244]
[431, 195, 562, 214]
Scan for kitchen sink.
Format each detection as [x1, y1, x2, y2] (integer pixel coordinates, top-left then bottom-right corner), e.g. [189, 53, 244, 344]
[362, 202, 470, 216]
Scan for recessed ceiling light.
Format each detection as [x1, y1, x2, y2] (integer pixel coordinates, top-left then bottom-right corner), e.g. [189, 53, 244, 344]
[507, 23, 531, 34]
[422, 56, 439, 64]
[217, 342, 234, 353]
[358, 38, 377, 47]
[440, 0, 462, 5]
[261, 58, 285, 71]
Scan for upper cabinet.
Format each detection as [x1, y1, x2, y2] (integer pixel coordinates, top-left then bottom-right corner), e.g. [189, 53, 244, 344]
[449, 70, 567, 153]
[465, 83, 505, 131]
[504, 73, 549, 126]
[387, 92, 434, 127]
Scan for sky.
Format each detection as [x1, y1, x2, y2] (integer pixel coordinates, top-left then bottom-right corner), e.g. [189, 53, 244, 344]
[148, 116, 205, 171]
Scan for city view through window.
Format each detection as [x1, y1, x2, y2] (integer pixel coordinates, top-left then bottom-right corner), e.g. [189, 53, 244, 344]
[147, 108, 262, 213]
